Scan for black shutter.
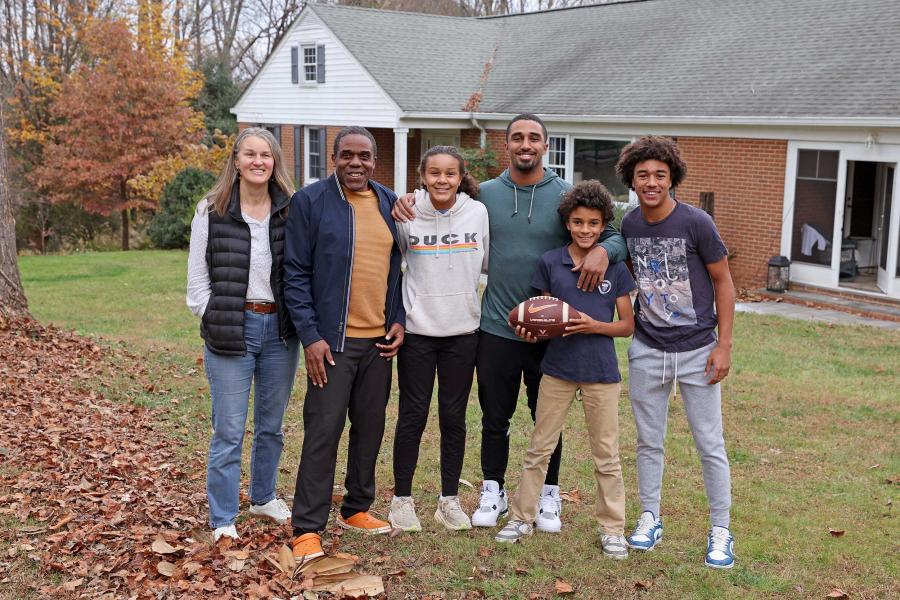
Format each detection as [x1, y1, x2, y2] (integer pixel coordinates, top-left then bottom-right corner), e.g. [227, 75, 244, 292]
[317, 128, 327, 180]
[316, 44, 325, 83]
[294, 126, 302, 186]
[273, 125, 281, 146]
[290, 47, 298, 84]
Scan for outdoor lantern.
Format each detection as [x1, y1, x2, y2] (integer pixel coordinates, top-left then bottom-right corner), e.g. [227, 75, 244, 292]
[767, 256, 790, 293]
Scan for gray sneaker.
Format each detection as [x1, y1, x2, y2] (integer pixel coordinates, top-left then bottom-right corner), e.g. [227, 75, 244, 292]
[601, 534, 629, 560]
[388, 496, 421, 532]
[495, 519, 533, 544]
[434, 496, 472, 531]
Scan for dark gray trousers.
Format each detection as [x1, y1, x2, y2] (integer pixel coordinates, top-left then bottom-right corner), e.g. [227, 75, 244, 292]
[291, 337, 392, 535]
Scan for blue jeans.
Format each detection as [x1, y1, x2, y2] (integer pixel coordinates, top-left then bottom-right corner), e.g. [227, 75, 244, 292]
[204, 310, 299, 528]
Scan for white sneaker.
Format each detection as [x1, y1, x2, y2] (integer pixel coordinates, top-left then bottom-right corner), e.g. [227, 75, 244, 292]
[434, 496, 472, 531]
[600, 534, 629, 560]
[248, 497, 291, 523]
[494, 519, 533, 543]
[212, 524, 238, 541]
[471, 480, 508, 527]
[388, 496, 421, 532]
[534, 484, 562, 533]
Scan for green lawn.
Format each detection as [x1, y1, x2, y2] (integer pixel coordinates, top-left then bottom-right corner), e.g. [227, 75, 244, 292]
[14, 250, 900, 598]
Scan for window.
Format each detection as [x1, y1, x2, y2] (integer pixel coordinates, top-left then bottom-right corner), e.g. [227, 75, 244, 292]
[572, 139, 629, 203]
[305, 127, 326, 183]
[303, 45, 317, 82]
[791, 149, 839, 266]
[547, 136, 566, 178]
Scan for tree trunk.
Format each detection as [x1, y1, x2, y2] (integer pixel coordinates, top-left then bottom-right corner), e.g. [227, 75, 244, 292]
[0, 101, 29, 318]
[121, 208, 130, 251]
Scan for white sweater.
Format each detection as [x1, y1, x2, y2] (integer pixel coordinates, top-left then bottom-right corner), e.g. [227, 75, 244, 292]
[396, 189, 489, 337]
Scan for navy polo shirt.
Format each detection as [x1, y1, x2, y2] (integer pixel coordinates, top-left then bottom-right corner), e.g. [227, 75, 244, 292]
[531, 246, 636, 383]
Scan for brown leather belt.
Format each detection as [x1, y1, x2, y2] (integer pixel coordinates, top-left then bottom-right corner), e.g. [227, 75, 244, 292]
[244, 302, 276, 314]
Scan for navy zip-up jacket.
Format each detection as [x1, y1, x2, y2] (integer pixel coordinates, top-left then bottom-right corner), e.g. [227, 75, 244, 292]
[283, 174, 405, 352]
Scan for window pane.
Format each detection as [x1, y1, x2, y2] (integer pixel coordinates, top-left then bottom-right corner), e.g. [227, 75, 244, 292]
[818, 150, 839, 180]
[792, 149, 837, 265]
[797, 149, 818, 178]
[572, 139, 629, 202]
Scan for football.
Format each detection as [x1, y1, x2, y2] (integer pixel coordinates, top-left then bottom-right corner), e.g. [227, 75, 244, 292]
[507, 296, 581, 341]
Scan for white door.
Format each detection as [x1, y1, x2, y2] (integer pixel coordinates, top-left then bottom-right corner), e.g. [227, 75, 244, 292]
[876, 165, 897, 293]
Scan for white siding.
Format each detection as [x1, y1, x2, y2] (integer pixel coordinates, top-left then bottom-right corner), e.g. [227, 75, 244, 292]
[233, 9, 400, 127]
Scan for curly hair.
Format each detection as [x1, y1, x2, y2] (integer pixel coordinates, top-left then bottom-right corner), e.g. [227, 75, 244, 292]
[615, 135, 687, 189]
[418, 145, 480, 198]
[558, 179, 615, 225]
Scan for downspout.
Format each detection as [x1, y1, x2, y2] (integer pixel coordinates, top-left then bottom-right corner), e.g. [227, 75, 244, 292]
[469, 113, 486, 149]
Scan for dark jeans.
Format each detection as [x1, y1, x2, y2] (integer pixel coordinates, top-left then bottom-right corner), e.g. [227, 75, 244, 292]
[476, 331, 562, 489]
[393, 332, 478, 497]
[291, 337, 392, 535]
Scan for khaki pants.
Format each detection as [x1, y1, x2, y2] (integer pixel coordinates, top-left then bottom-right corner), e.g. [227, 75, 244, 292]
[509, 374, 626, 535]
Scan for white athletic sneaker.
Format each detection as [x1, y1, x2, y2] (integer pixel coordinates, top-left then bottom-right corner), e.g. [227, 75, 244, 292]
[534, 484, 562, 533]
[600, 534, 629, 560]
[434, 496, 472, 531]
[627, 511, 663, 551]
[471, 480, 508, 527]
[494, 519, 533, 543]
[248, 497, 291, 523]
[388, 496, 421, 532]
[212, 524, 238, 541]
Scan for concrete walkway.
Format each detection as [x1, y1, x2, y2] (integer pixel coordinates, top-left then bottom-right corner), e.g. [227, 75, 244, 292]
[736, 301, 900, 331]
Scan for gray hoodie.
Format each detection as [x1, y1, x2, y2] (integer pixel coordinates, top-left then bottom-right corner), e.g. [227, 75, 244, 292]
[396, 188, 489, 337]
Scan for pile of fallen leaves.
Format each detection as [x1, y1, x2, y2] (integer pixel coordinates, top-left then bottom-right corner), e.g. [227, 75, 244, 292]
[0, 317, 384, 599]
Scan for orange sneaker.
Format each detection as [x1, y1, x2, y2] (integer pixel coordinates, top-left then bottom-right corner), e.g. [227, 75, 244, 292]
[291, 533, 325, 564]
[336, 511, 391, 535]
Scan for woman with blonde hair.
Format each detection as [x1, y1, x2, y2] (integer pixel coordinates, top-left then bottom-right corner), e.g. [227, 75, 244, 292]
[187, 127, 299, 540]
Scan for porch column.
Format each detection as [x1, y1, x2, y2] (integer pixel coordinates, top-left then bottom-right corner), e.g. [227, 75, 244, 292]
[393, 127, 408, 195]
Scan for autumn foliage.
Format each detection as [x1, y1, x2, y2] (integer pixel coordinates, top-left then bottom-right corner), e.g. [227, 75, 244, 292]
[35, 17, 203, 249]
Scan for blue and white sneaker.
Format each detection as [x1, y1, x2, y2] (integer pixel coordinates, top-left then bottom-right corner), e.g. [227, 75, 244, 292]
[705, 526, 735, 569]
[626, 511, 663, 551]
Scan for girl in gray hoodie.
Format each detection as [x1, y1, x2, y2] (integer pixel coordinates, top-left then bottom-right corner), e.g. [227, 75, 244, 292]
[389, 146, 489, 532]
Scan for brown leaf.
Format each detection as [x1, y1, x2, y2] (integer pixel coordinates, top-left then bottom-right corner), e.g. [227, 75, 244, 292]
[459, 478, 475, 489]
[224, 549, 251, 560]
[514, 567, 529, 575]
[826, 589, 848, 599]
[151, 536, 183, 554]
[277, 544, 296, 573]
[559, 489, 581, 504]
[389, 527, 404, 538]
[62, 578, 84, 592]
[49, 513, 74, 530]
[226, 557, 246, 572]
[635, 579, 654, 590]
[156, 561, 176, 577]
[555, 579, 574, 594]
[478, 546, 491, 558]
[828, 528, 845, 537]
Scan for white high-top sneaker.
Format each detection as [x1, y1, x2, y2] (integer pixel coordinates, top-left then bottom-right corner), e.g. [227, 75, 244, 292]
[471, 480, 508, 527]
[534, 484, 562, 532]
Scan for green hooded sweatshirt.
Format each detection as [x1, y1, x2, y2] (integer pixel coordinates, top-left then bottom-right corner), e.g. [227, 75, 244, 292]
[479, 167, 627, 341]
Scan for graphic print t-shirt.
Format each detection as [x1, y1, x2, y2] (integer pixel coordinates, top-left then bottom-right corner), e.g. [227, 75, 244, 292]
[621, 201, 728, 352]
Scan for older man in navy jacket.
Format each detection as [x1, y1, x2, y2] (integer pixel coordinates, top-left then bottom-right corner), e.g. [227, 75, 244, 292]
[284, 126, 405, 563]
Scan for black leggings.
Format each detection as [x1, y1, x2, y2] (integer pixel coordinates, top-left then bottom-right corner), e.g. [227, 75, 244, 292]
[477, 331, 561, 489]
[393, 332, 478, 497]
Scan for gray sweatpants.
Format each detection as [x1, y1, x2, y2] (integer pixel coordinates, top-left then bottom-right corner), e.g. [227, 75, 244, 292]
[628, 336, 731, 528]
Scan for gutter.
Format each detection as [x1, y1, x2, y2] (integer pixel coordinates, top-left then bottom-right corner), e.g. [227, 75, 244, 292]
[401, 112, 900, 129]
[469, 113, 486, 148]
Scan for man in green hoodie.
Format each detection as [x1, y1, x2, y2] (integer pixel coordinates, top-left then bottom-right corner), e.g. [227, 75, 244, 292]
[393, 114, 627, 532]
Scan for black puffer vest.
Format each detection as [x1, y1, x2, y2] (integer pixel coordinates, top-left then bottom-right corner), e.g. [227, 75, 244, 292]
[200, 181, 295, 355]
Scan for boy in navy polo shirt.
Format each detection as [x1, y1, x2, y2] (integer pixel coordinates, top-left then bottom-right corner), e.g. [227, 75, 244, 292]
[495, 180, 635, 560]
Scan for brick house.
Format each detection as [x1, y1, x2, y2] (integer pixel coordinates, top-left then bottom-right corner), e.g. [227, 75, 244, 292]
[232, 0, 900, 298]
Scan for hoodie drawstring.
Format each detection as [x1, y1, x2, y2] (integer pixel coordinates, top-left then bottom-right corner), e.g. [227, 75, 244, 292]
[527, 184, 536, 224]
[511, 184, 537, 223]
